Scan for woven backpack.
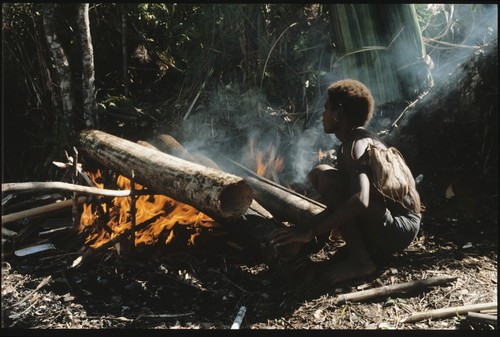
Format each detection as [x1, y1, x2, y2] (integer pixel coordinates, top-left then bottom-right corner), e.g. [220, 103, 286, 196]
[365, 144, 422, 213]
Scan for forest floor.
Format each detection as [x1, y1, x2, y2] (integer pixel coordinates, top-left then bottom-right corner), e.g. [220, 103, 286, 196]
[1, 169, 497, 331]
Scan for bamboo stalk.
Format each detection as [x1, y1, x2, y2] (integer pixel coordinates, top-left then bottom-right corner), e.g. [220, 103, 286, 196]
[336, 275, 457, 304]
[403, 301, 497, 323]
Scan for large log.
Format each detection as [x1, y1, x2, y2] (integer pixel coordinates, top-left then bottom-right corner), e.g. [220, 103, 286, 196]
[78, 129, 253, 220]
[136, 137, 274, 220]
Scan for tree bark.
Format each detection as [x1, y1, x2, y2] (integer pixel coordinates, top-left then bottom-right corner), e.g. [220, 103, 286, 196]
[77, 3, 98, 128]
[42, 3, 75, 138]
[78, 130, 253, 220]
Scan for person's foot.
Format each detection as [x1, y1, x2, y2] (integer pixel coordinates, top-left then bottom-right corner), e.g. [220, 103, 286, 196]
[318, 253, 377, 285]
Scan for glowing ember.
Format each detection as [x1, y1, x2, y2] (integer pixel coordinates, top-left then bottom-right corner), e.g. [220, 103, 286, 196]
[79, 170, 218, 249]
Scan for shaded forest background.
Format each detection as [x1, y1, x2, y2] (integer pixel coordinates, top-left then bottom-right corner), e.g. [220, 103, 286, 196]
[2, 3, 498, 193]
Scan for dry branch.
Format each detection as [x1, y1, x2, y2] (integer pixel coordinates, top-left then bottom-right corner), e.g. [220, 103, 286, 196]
[2, 182, 131, 197]
[2, 197, 87, 225]
[79, 129, 253, 219]
[465, 312, 497, 326]
[403, 301, 497, 323]
[336, 275, 458, 304]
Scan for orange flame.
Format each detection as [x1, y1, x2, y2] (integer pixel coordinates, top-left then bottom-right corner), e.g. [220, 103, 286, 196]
[249, 137, 284, 181]
[79, 170, 217, 249]
[318, 149, 324, 162]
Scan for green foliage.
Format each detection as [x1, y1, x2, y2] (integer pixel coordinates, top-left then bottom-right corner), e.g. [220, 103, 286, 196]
[3, 3, 494, 182]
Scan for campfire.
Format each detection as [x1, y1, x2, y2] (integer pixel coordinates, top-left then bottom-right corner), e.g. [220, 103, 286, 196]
[79, 170, 218, 249]
[2, 129, 327, 265]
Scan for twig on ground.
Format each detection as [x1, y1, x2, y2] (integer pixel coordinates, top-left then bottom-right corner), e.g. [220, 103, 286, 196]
[336, 275, 457, 304]
[403, 301, 497, 323]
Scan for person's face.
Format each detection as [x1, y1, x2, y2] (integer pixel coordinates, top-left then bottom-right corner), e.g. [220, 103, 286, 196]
[322, 101, 341, 134]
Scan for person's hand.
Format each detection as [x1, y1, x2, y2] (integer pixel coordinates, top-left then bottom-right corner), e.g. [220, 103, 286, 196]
[270, 225, 314, 248]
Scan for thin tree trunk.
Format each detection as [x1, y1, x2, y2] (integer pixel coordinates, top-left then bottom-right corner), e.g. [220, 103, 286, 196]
[42, 3, 75, 139]
[121, 6, 129, 97]
[77, 3, 98, 128]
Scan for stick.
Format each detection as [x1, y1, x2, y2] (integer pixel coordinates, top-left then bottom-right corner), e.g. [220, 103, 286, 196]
[336, 275, 457, 304]
[230, 306, 247, 329]
[403, 301, 497, 323]
[2, 182, 131, 197]
[2, 197, 87, 225]
[465, 312, 497, 326]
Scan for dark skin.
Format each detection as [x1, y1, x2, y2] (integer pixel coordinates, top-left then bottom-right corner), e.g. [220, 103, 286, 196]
[271, 99, 388, 283]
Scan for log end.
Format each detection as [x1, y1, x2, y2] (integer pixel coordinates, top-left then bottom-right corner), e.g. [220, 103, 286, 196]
[219, 180, 254, 219]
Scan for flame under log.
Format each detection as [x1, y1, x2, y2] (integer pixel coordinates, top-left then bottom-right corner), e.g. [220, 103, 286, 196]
[78, 129, 253, 220]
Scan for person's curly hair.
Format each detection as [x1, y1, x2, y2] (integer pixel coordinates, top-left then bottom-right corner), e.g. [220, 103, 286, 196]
[327, 79, 375, 127]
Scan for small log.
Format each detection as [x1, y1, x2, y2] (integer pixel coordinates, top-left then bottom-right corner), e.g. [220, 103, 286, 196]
[150, 134, 220, 169]
[79, 129, 253, 220]
[2, 182, 131, 197]
[2, 197, 87, 225]
[216, 155, 326, 224]
[245, 176, 325, 224]
[403, 301, 497, 323]
[336, 275, 458, 304]
[465, 312, 497, 327]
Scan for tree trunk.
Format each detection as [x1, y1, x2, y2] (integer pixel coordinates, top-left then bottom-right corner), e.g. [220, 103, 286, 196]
[121, 6, 129, 97]
[78, 130, 253, 220]
[77, 3, 98, 128]
[42, 3, 75, 139]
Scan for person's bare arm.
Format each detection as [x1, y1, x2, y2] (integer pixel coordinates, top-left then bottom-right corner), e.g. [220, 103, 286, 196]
[271, 138, 372, 247]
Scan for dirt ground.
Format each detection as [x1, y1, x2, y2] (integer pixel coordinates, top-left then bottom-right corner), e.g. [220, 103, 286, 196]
[1, 169, 497, 331]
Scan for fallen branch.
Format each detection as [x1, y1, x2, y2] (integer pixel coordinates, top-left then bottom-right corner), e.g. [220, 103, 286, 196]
[336, 275, 458, 304]
[403, 301, 497, 323]
[465, 312, 497, 327]
[2, 181, 131, 197]
[12, 275, 52, 307]
[2, 197, 87, 225]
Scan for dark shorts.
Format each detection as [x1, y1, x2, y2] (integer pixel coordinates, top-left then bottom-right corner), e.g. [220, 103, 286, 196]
[367, 209, 421, 257]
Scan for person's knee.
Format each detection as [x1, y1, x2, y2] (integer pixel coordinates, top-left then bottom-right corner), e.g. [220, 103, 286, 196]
[308, 164, 336, 191]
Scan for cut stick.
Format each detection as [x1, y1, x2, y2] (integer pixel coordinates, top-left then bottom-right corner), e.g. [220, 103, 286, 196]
[403, 301, 497, 323]
[336, 275, 458, 304]
[1, 197, 87, 225]
[2, 181, 131, 197]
